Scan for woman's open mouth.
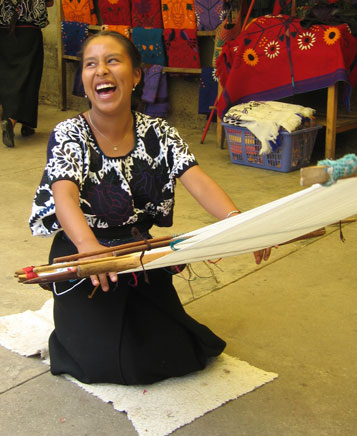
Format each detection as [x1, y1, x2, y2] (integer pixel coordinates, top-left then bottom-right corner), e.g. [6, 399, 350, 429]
[95, 82, 117, 97]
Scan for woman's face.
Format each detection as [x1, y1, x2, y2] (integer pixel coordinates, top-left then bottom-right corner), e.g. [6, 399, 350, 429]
[81, 36, 141, 115]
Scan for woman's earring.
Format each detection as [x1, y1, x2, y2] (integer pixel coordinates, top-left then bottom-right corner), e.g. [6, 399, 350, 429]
[84, 94, 88, 98]
[132, 84, 136, 91]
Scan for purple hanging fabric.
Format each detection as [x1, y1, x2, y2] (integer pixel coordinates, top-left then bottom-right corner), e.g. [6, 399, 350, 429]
[144, 70, 170, 118]
[142, 65, 164, 103]
[145, 101, 170, 117]
[195, 0, 225, 31]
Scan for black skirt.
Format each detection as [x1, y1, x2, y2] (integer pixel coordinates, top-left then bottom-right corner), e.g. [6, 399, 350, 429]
[0, 26, 44, 127]
[48, 232, 226, 385]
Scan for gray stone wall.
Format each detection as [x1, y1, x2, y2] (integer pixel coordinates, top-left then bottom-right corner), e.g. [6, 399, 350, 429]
[40, 7, 59, 107]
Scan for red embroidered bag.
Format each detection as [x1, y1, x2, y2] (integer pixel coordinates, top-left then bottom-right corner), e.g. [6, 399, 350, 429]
[97, 0, 132, 26]
[62, 0, 98, 25]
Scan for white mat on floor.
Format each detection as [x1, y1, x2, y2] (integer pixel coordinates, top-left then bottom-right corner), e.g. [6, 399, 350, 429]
[0, 299, 278, 436]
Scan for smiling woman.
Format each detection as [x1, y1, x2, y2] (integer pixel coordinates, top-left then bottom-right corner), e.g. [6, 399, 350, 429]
[28, 30, 271, 386]
[80, 32, 142, 156]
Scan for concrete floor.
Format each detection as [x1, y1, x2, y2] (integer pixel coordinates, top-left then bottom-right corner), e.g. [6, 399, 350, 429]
[0, 105, 357, 435]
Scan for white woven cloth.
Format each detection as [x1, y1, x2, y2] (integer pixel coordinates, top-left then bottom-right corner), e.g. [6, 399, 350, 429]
[0, 299, 278, 436]
[223, 101, 315, 154]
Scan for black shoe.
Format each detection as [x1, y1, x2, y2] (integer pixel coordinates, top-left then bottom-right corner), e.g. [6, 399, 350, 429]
[2, 119, 15, 148]
[21, 125, 35, 137]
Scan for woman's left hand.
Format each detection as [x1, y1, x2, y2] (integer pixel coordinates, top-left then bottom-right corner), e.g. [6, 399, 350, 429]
[253, 247, 272, 265]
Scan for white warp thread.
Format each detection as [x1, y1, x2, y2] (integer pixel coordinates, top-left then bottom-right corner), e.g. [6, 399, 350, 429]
[0, 300, 277, 436]
[125, 178, 357, 274]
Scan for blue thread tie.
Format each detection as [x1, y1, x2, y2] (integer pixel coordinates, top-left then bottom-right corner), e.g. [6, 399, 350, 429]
[170, 238, 186, 251]
[318, 154, 357, 186]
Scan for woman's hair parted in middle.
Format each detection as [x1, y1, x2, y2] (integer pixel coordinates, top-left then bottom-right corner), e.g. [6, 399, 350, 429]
[79, 30, 142, 71]
[79, 30, 144, 110]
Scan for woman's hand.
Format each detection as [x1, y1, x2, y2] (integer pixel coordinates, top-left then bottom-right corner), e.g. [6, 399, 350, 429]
[253, 247, 272, 265]
[79, 243, 118, 292]
[52, 180, 118, 292]
[90, 272, 118, 292]
[179, 167, 275, 266]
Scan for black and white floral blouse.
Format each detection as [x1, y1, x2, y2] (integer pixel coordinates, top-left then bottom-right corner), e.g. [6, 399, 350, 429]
[29, 112, 198, 237]
[0, 0, 49, 28]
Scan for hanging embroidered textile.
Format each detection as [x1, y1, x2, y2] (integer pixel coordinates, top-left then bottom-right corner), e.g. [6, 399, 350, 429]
[61, 21, 89, 57]
[62, 0, 98, 25]
[145, 95, 170, 118]
[163, 28, 200, 68]
[212, 11, 243, 68]
[132, 28, 166, 66]
[101, 24, 131, 39]
[142, 65, 163, 103]
[198, 67, 218, 114]
[97, 0, 131, 26]
[144, 69, 170, 117]
[216, 15, 357, 118]
[131, 0, 163, 28]
[161, 0, 197, 29]
[195, 0, 225, 31]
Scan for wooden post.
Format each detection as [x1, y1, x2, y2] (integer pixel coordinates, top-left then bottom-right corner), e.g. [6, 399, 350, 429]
[216, 81, 225, 148]
[291, 0, 297, 17]
[56, 0, 66, 110]
[325, 83, 338, 159]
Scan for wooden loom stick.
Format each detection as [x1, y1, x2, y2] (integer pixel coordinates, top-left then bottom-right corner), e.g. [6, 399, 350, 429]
[15, 237, 179, 278]
[330, 217, 357, 224]
[15, 254, 134, 281]
[53, 234, 179, 263]
[22, 268, 79, 284]
[76, 251, 171, 277]
[112, 238, 182, 257]
[16, 254, 131, 275]
[300, 166, 357, 187]
[19, 227, 328, 285]
[20, 229, 326, 282]
[279, 228, 326, 245]
[22, 251, 171, 285]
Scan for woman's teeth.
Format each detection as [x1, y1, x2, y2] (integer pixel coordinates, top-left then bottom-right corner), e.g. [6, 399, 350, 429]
[96, 83, 116, 94]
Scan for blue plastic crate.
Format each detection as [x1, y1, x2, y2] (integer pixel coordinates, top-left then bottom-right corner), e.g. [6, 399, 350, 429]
[222, 123, 322, 172]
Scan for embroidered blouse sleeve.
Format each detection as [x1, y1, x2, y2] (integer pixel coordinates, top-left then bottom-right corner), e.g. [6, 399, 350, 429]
[46, 119, 87, 188]
[28, 118, 89, 237]
[161, 121, 198, 178]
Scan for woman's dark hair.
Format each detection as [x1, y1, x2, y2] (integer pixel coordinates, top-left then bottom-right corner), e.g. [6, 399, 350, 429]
[79, 30, 144, 110]
[79, 30, 142, 70]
